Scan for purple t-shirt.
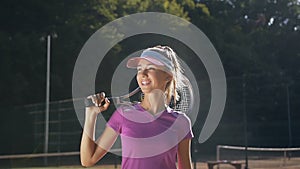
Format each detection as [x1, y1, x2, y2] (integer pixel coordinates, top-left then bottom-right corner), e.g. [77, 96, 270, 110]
[107, 103, 194, 169]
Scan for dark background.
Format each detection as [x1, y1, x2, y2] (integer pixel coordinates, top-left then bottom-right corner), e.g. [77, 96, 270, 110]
[0, 0, 300, 167]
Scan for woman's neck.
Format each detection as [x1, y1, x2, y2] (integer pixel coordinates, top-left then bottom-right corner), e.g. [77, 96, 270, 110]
[140, 90, 166, 115]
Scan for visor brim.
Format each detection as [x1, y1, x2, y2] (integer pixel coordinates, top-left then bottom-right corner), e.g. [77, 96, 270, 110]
[126, 56, 164, 68]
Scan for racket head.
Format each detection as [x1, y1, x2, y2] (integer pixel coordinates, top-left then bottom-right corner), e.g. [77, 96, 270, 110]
[169, 75, 194, 114]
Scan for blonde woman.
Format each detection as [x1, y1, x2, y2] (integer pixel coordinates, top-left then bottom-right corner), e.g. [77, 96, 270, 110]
[80, 45, 194, 169]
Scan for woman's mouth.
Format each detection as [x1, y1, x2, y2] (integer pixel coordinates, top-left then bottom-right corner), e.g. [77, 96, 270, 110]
[141, 80, 151, 86]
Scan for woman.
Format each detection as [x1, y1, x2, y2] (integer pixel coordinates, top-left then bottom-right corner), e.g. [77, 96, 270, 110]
[80, 45, 194, 169]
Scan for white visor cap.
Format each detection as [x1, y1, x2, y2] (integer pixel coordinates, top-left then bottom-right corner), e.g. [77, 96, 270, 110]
[126, 49, 173, 73]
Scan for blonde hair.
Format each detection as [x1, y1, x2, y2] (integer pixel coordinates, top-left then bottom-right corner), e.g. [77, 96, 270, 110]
[147, 45, 185, 105]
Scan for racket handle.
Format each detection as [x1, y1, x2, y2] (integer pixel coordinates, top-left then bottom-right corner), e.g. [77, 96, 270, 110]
[84, 92, 106, 107]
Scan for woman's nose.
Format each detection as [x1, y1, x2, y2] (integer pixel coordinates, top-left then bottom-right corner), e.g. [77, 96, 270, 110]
[140, 69, 148, 76]
[141, 72, 148, 78]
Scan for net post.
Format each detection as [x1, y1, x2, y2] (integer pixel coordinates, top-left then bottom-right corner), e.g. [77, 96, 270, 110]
[283, 151, 287, 167]
[217, 145, 220, 169]
[216, 145, 220, 161]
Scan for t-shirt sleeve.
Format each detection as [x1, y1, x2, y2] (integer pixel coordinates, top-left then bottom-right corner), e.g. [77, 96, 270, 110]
[107, 109, 123, 133]
[179, 114, 194, 140]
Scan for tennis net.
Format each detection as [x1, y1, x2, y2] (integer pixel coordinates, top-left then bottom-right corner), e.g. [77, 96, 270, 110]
[217, 145, 300, 168]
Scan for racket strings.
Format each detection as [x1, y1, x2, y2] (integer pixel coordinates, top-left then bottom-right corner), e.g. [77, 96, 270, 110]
[174, 85, 192, 113]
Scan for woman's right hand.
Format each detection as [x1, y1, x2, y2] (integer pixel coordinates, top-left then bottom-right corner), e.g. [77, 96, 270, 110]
[81, 92, 115, 167]
[85, 92, 110, 115]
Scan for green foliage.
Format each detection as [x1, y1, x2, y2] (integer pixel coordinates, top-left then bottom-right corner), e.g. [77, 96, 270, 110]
[0, 0, 298, 109]
[196, 3, 210, 16]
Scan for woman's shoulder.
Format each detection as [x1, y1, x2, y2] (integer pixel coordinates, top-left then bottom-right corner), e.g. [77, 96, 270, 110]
[167, 107, 191, 122]
[168, 109, 192, 131]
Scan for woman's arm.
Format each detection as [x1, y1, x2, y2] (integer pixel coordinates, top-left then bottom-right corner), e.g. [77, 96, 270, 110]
[177, 138, 193, 169]
[80, 97, 118, 167]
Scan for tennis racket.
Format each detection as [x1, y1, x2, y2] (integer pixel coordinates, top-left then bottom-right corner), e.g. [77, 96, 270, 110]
[84, 75, 194, 114]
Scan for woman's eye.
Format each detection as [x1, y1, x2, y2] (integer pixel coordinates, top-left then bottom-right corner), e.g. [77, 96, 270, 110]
[136, 65, 157, 73]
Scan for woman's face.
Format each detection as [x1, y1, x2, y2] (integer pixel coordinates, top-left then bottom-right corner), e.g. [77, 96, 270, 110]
[136, 59, 172, 94]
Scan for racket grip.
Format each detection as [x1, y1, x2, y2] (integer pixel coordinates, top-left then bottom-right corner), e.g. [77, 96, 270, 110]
[84, 98, 94, 107]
